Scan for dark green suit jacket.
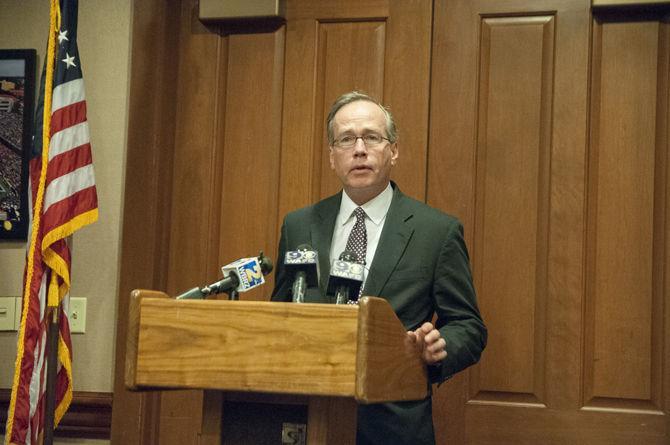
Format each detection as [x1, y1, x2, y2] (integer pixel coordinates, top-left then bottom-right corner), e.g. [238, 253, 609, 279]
[271, 183, 486, 444]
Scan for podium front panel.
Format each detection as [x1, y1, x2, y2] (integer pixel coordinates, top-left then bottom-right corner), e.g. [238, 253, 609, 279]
[133, 299, 359, 397]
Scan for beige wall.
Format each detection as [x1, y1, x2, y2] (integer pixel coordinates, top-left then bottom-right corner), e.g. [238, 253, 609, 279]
[0, 1, 131, 442]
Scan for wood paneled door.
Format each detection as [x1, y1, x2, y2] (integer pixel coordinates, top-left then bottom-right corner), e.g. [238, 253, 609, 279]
[429, 0, 669, 443]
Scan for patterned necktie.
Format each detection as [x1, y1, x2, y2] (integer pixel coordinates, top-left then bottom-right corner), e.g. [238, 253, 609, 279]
[346, 207, 367, 266]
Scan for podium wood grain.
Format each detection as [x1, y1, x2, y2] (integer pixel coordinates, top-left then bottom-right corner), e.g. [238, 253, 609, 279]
[126, 292, 427, 403]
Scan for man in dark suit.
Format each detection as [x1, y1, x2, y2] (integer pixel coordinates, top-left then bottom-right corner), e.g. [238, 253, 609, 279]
[271, 91, 486, 444]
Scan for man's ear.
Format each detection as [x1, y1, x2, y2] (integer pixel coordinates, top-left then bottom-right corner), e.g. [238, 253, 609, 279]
[329, 147, 336, 170]
[391, 143, 399, 165]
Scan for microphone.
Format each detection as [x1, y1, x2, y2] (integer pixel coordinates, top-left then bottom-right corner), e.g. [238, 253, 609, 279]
[327, 250, 364, 305]
[176, 252, 273, 300]
[284, 244, 319, 303]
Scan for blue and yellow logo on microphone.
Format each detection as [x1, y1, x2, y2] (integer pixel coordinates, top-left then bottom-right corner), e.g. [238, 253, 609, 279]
[239, 259, 264, 290]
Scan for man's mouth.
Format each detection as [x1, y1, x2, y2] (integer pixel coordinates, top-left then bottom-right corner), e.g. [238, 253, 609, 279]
[351, 165, 371, 173]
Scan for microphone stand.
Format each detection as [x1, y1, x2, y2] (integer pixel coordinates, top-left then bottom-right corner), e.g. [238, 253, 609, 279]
[176, 251, 272, 301]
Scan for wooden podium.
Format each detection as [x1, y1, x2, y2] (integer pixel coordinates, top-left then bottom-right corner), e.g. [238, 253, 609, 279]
[125, 290, 428, 444]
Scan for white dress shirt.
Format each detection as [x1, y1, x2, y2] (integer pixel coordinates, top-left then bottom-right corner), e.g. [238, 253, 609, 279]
[329, 183, 394, 287]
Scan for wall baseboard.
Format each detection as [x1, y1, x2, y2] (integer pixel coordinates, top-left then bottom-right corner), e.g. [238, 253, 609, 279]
[0, 389, 112, 439]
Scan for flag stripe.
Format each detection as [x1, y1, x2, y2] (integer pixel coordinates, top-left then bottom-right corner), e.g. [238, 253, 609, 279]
[51, 78, 85, 113]
[50, 100, 87, 135]
[48, 121, 90, 160]
[41, 188, 98, 245]
[11, 266, 47, 445]
[46, 143, 93, 184]
[43, 164, 95, 213]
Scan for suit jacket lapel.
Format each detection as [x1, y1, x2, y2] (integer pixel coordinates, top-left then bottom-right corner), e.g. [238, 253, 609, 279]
[311, 192, 341, 297]
[364, 187, 414, 297]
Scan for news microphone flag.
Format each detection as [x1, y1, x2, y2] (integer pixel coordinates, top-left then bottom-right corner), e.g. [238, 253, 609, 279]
[284, 248, 320, 287]
[222, 257, 265, 292]
[329, 259, 365, 282]
[5, 1, 98, 444]
[327, 258, 364, 301]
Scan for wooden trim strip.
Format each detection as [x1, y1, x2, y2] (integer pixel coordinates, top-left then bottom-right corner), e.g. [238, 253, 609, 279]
[0, 389, 112, 439]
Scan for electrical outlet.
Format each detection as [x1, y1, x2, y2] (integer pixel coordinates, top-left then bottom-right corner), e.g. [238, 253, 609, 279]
[69, 297, 87, 334]
[0, 296, 18, 331]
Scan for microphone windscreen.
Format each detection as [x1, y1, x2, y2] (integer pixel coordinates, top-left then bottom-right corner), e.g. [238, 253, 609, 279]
[284, 245, 319, 287]
[326, 253, 364, 297]
[258, 253, 273, 275]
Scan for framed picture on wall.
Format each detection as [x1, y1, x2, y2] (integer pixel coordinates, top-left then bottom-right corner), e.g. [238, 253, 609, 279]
[0, 49, 36, 241]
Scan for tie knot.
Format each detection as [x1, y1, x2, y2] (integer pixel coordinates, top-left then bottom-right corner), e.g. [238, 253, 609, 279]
[353, 207, 366, 221]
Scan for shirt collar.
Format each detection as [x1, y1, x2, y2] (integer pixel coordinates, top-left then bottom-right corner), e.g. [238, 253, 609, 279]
[339, 183, 393, 227]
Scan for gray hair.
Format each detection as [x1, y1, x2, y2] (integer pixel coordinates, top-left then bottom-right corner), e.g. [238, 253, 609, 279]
[326, 91, 398, 145]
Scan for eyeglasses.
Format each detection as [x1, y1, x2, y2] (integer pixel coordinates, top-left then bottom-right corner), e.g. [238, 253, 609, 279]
[332, 133, 391, 149]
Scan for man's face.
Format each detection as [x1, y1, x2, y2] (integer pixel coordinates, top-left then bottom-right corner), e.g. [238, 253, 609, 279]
[329, 100, 398, 205]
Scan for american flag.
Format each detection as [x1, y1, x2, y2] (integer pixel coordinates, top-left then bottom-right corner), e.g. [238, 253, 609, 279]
[5, 1, 98, 444]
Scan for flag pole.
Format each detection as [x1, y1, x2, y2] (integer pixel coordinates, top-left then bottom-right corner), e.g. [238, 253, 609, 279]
[43, 306, 60, 445]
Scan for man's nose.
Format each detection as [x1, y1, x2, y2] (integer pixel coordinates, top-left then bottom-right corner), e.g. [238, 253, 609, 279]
[352, 138, 368, 155]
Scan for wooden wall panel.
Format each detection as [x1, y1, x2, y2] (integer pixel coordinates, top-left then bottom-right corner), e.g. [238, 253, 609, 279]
[217, 30, 285, 301]
[463, 405, 669, 444]
[166, 1, 223, 298]
[159, 0, 224, 443]
[586, 15, 669, 412]
[541, 1, 593, 414]
[657, 17, 670, 426]
[384, 0, 432, 202]
[317, 21, 386, 198]
[474, 16, 554, 400]
[277, 15, 319, 222]
[111, 0, 180, 442]
[430, 0, 592, 443]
